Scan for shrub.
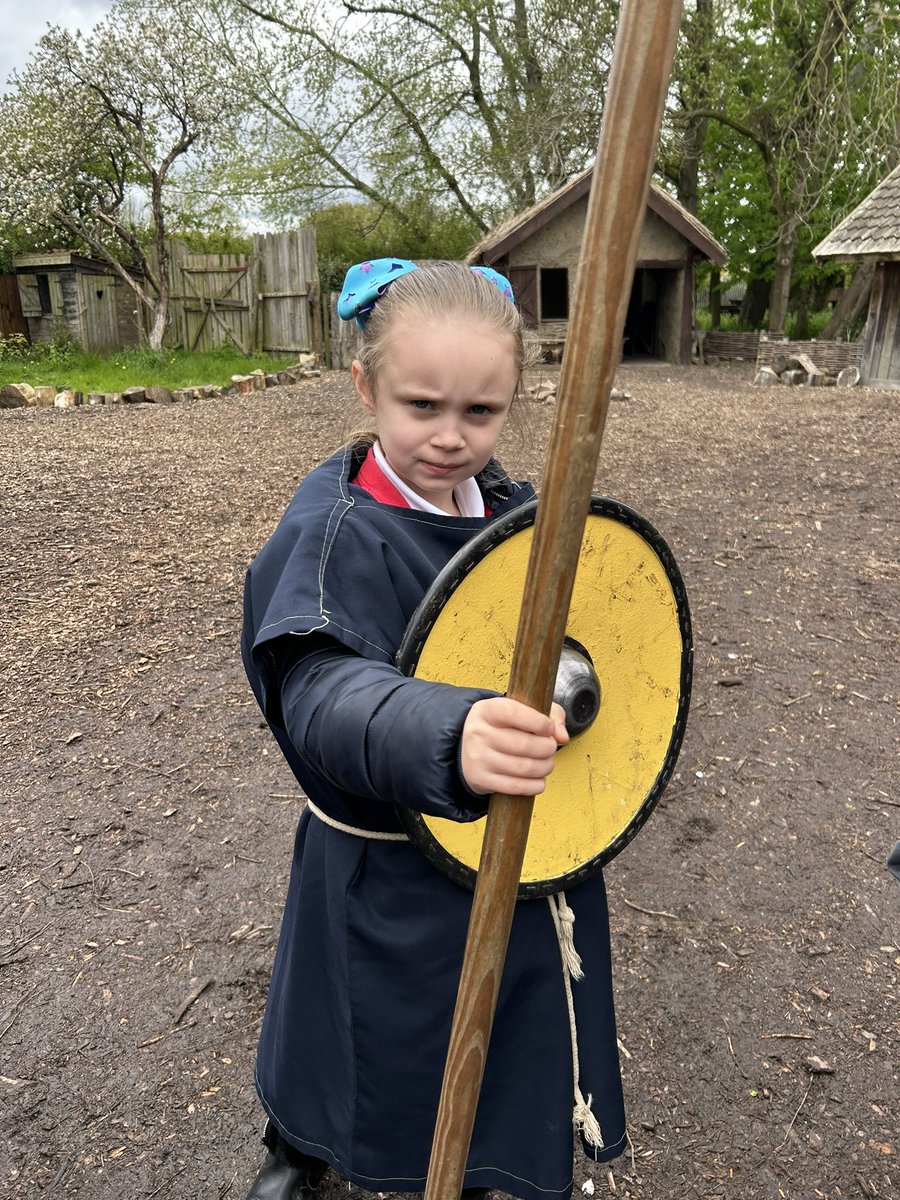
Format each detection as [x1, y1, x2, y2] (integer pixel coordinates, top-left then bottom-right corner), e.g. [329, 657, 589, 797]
[0, 329, 79, 369]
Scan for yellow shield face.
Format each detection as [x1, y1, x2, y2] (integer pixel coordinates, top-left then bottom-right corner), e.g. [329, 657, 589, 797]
[396, 497, 692, 898]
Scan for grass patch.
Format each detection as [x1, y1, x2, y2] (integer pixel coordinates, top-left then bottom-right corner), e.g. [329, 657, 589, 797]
[0, 337, 300, 393]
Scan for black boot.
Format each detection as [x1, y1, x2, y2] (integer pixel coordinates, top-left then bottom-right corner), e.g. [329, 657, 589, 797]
[245, 1122, 329, 1200]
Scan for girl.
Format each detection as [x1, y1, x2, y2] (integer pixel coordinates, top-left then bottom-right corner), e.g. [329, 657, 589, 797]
[241, 259, 626, 1200]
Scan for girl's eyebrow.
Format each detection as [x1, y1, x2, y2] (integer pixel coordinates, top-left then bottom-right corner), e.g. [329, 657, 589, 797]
[394, 384, 444, 400]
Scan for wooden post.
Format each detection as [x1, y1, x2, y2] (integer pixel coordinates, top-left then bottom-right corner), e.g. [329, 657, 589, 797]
[251, 234, 262, 355]
[423, 4, 685, 1199]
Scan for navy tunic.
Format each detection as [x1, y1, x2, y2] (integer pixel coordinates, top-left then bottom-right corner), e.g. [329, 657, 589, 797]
[242, 444, 626, 1200]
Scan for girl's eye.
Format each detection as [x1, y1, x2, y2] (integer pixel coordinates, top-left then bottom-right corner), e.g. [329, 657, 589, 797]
[469, 404, 491, 416]
[411, 400, 432, 410]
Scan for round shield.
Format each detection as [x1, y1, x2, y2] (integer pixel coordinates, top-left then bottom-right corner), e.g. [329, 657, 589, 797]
[395, 496, 692, 898]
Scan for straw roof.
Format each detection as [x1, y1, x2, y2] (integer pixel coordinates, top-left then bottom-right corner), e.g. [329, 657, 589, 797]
[813, 164, 900, 262]
[467, 167, 725, 266]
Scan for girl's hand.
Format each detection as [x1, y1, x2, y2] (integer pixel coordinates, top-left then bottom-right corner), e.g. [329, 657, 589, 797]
[460, 697, 569, 797]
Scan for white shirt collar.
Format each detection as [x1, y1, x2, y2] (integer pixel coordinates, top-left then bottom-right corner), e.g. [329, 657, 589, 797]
[372, 441, 484, 517]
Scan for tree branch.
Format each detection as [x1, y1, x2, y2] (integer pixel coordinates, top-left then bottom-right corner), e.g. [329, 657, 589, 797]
[237, 0, 488, 230]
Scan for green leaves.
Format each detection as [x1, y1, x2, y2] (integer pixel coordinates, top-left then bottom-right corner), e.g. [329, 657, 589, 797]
[668, 0, 900, 331]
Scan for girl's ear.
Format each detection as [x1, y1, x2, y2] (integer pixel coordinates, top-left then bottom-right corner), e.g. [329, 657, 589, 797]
[352, 360, 376, 416]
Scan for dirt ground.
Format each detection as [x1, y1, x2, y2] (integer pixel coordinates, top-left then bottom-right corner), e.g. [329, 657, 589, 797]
[1, 361, 897, 1200]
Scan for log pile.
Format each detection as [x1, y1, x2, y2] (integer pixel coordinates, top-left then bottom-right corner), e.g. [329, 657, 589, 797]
[753, 352, 860, 389]
[526, 377, 632, 404]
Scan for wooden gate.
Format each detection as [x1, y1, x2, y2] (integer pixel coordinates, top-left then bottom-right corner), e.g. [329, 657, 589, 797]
[153, 231, 320, 355]
[167, 243, 253, 353]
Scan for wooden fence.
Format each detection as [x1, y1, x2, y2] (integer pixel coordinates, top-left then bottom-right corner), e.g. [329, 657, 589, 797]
[147, 229, 320, 355]
[700, 330, 761, 360]
[0, 274, 29, 340]
[756, 335, 862, 373]
[700, 329, 862, 374]
[330, 291, 361, 368]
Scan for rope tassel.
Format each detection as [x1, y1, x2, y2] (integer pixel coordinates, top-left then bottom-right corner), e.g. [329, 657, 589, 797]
[555, 897, 584, 980]
[573, 1089, 605, 1150]
[548, 892, 605, 1153]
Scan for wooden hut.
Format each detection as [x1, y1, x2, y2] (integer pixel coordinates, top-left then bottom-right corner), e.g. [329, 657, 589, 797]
[13, 251, 142, 353]
[468, 167, 725, 364]
[813, 165, 900, 389]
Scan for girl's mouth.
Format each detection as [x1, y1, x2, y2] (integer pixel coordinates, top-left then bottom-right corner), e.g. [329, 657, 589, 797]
[421, 461, 459, 475]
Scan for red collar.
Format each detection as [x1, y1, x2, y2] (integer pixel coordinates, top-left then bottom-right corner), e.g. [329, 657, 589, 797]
[354, 447, 411, 507]
[353, 447, 492, 516]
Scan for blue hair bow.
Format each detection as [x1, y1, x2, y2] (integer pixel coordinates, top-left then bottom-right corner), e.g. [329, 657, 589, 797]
[337, 257, 516, 329]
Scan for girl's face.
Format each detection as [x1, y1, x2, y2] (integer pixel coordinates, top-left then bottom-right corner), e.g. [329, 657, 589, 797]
[352, 318, 518, 515]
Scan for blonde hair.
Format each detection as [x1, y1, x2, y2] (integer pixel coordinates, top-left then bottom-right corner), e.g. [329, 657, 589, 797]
[355, 260, 535, 392]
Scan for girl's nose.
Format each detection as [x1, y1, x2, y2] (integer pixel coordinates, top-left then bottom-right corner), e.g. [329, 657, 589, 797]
[431, 418, 465, 448]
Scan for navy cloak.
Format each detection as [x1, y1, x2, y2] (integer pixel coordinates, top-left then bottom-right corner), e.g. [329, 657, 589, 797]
[242, 443, 626, 1200]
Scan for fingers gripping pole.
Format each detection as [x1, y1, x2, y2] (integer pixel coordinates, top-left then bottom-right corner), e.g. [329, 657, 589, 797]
[423, 4, 685, 1199]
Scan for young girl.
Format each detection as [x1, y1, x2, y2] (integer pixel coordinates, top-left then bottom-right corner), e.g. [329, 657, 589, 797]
[241, 259, 626, 1200]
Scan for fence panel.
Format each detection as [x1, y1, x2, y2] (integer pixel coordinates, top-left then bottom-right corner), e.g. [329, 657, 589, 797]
[253, 230, 320, 355]
[757, 336, 862, 373]
[330, 292, 360, 368]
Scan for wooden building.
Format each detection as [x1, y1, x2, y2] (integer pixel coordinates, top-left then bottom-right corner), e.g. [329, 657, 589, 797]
[813, 165, 900, 389]
[468, 167, 725, 364]
[13, 251, 142, 352]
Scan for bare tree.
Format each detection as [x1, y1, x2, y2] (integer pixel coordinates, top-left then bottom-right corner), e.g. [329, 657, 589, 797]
[0, 0, 239, 348]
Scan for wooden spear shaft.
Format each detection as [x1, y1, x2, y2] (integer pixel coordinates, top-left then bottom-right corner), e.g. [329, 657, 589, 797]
[423, 4, 685, 1198]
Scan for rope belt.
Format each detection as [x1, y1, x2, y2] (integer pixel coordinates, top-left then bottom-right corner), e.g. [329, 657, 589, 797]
[305, 799, 604, 1150]
[306, 798, 408, 840]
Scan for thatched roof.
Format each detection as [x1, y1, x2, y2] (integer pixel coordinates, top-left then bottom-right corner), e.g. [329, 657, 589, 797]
[467, 167, 725, 266]
[813, 164, 900, 262]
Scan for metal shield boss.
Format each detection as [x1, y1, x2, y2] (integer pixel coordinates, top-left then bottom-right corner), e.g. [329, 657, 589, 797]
[396, 497, 693, 898]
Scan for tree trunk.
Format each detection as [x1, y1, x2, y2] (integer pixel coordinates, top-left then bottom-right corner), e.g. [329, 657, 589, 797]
[147, 301, 167, 351]
[820, 261, 875, 340]
[677, 116, 706, 215]
[740, 277, 769, 327]
[149, 173, 171, 351]
[768, 219, 797, 336]
[793, 289, 810, 339]
[709, 267, 721, 329]
[676, 0, 712, 216]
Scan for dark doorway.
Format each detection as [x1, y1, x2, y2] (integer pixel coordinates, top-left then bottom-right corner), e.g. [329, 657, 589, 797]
[623, 269, 660, 357]
[540, 268, 569, 320]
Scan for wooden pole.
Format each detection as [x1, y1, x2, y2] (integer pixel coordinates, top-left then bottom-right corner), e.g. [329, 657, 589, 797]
[423, 4, 684, 1199]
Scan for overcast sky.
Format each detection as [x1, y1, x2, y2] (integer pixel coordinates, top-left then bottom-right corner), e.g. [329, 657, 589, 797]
[1, 0, 114, 92]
